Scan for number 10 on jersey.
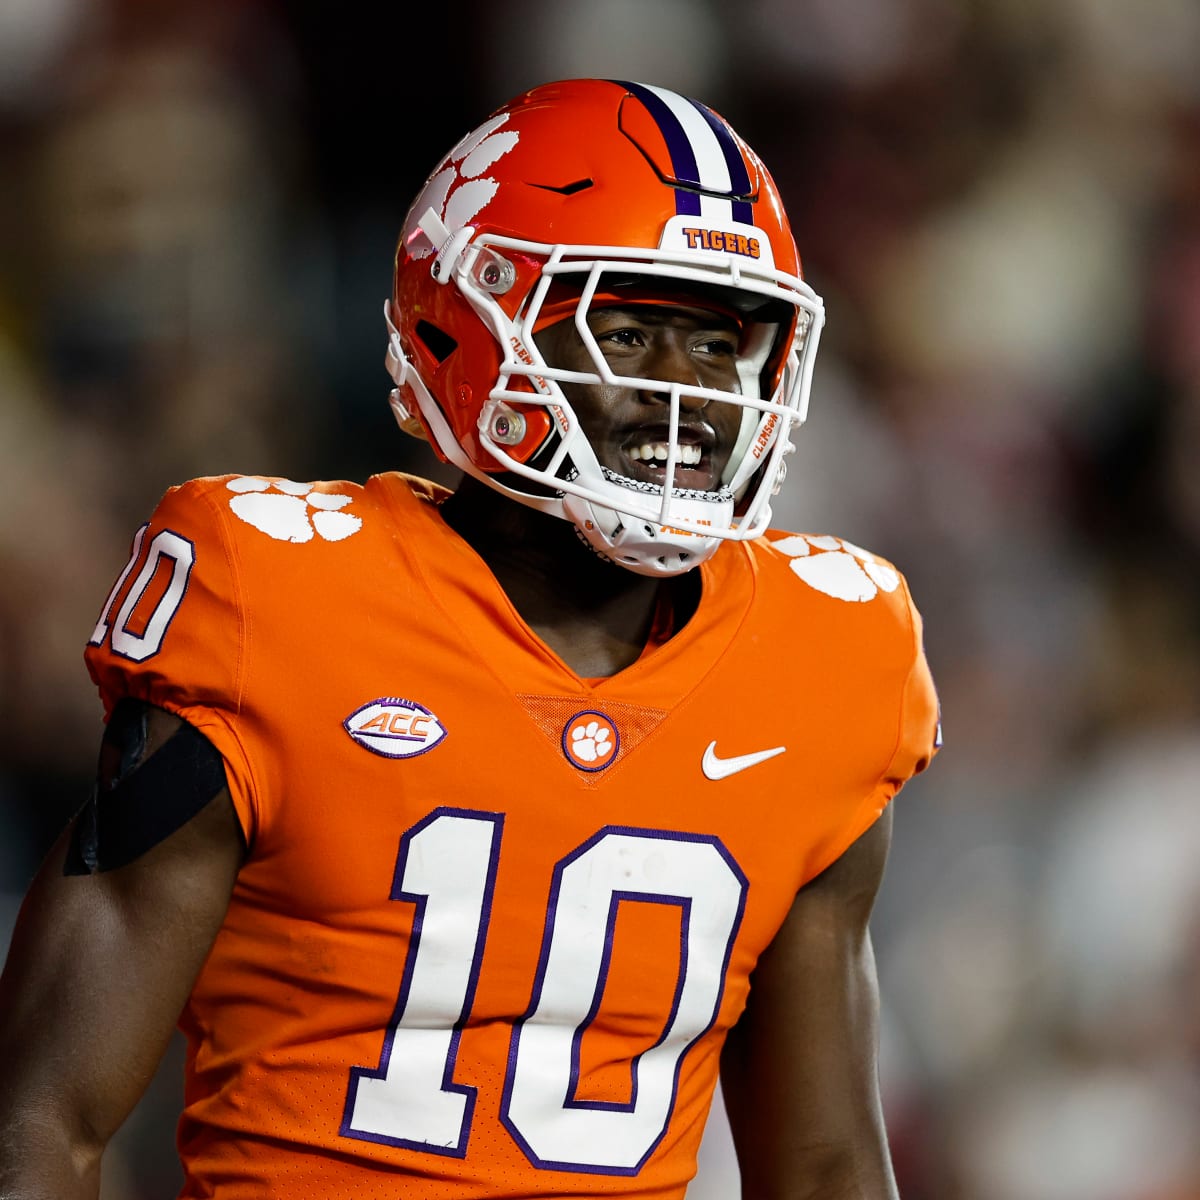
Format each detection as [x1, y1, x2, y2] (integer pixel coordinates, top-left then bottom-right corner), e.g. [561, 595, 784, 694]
[340, 807, 747, 1174]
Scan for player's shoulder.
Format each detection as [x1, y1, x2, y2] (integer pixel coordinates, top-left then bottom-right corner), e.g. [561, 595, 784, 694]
[143, 471, 458, 554]
[749, 527, 915, 612]
[747, 527, 942, 769]
[736, 527, 928, 671]
[148, 473, 369, 539]
[125, 469, 455, 611]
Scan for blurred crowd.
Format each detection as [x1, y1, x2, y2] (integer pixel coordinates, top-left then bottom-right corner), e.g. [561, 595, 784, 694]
[1, 1, 1197, 1197]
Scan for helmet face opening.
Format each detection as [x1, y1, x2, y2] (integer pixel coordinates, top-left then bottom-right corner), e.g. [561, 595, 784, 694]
[386, 78, 825, 576]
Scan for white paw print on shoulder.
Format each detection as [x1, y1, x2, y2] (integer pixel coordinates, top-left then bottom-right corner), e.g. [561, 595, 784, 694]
[770, 534, 900, 602]
[225, 477, 362, 543]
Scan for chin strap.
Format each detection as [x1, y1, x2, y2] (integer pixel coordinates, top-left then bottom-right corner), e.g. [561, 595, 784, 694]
[383, 300, 429, 440]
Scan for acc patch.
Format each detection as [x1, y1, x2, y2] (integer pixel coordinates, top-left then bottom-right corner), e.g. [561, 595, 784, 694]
[562, 710, 619, 772]
[344, 697, 447, 759]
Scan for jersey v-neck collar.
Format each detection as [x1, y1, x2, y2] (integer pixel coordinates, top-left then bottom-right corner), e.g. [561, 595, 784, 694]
[377, 474, 758, 706]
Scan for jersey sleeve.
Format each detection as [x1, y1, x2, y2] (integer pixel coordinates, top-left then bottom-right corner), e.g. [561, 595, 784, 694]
[83, 477, 260, 843]
[755, 528, 943, 879]
[884, 575, 942, 791]
[823, 563, 942, 880]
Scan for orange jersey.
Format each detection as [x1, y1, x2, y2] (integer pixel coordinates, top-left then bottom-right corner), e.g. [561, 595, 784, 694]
[84, 472, 940, 1199]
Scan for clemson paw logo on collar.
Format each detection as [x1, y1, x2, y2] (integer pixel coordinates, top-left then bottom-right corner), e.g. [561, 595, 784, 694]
[404, 115, 519, 261]
[226, 477, 362, 543]
[771, 534, 899, 602]
[562, 710, 619, 772]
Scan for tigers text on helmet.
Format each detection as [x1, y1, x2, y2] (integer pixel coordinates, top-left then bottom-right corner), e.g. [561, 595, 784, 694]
[385, 77, 825, 576]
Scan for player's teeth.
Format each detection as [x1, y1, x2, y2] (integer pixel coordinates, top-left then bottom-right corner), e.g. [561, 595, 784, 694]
[630, 442, 703, 465]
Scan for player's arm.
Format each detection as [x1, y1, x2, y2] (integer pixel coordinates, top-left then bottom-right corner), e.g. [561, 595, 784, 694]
[720, 807, 897, 1200]
[0, 703, 244, 1200]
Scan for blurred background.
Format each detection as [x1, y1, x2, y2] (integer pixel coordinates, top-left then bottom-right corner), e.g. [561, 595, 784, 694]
[1, 0, 1198, 1196]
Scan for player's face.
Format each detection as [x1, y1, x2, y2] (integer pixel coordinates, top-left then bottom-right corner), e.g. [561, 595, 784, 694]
[535, 303, 744, 494]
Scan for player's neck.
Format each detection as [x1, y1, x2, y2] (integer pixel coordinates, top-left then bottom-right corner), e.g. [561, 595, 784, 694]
[440, 479, 697, 676]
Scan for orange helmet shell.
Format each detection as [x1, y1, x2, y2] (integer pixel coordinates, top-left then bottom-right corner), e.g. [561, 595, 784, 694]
[391, 78, 804, 470]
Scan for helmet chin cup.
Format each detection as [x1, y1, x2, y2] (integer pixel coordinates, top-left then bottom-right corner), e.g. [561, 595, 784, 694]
[561, 486, 733, 577]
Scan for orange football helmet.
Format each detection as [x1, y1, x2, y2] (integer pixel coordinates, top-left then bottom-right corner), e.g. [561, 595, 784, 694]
[386, 78, 824, 575]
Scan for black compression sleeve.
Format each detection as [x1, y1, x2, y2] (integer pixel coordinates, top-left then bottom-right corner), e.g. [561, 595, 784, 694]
[64, 704, 229, 874]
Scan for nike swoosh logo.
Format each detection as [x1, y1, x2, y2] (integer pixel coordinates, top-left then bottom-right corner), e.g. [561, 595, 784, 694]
[701, 741, 786, 781]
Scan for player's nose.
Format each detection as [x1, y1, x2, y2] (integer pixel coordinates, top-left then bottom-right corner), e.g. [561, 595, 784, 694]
[640, 337, 708, 410]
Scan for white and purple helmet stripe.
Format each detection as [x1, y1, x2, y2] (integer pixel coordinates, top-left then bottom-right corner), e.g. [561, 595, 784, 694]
[616, 80, 755, 226]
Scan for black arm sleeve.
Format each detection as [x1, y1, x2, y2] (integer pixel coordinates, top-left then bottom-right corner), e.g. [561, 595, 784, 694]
[64, 700, 229, 874]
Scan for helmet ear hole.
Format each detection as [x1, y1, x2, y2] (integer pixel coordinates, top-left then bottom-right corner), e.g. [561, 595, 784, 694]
[415, 320, 457, 364]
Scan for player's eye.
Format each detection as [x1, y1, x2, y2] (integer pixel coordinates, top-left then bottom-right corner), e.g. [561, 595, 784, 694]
[597, 327, 646, 348]
[693, 335, 738, 358]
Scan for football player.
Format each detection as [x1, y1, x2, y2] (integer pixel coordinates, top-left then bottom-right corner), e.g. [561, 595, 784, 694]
[0, 78, 939, 1198]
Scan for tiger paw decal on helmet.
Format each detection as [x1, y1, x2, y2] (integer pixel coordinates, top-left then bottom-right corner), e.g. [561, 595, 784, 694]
[770, 534, 900, 602]
[404, 114, 519, 261]
[225, 477, 362, 543]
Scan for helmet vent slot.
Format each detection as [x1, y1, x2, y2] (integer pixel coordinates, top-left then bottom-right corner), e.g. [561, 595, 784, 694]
[415, 320, 458, 364]
[529, 179, 594, 196]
